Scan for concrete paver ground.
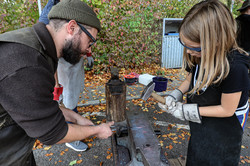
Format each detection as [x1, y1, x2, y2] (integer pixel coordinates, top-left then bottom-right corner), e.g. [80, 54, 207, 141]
[34, 73, 250, 166]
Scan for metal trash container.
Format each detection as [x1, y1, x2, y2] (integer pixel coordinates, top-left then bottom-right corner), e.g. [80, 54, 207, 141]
[161, 18, 183, 68]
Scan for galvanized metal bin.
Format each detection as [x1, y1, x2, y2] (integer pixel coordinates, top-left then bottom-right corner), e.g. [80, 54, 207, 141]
[161, 18, 184, 69]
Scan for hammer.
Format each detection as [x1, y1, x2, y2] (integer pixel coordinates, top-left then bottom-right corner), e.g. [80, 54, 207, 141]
[140, 81, 166, 104]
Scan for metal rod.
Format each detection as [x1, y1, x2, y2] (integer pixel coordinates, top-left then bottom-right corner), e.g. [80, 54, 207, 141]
[38, 0, 42, 16]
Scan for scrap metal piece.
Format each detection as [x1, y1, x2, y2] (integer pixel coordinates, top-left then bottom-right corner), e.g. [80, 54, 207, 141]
[111, 120, 128, 136]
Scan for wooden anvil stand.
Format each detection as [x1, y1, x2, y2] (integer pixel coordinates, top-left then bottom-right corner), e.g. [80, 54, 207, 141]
[105, 67, 169, 166]
[105, 67, 126, 122]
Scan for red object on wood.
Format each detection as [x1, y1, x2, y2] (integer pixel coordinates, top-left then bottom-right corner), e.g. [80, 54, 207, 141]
[124, 75, 136, 85]
[129, 72, 139, 82]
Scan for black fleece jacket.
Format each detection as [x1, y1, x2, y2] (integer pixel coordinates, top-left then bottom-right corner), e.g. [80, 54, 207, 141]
[236, 14, 250, 52]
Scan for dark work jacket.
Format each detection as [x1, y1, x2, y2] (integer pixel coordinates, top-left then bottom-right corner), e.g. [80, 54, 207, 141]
[236, 14, 250, 52]
[0, 23, 68, 166]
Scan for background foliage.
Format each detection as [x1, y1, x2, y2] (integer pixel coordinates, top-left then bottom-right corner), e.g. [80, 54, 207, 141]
[0, 0, 244, 71]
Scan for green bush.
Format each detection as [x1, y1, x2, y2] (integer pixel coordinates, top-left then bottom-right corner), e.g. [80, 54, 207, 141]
[0, 0, 48, 32]
[89, 0, 201, 69]
[0, 0, 244, 70]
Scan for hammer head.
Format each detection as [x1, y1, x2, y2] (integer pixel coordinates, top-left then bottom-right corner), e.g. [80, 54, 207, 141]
[141, 81, 155, 101]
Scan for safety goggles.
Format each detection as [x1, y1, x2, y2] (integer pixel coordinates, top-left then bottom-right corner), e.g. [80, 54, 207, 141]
[76, 22, 96, 48]
[178, 38, 201, 52]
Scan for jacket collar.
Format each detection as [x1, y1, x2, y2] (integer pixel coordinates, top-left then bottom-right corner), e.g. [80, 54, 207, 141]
[32, 22, 58, 63]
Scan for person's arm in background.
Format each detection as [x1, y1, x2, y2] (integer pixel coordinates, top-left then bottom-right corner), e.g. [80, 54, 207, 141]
[54, 71, 60, 88]
[53, 71, 63, 101]
[39, 0, 61, 25]
[86, 52, 94, 69]
[59, 105, 94, 126]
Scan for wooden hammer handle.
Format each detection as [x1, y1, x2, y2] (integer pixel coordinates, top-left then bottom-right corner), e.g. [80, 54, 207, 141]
[151, 92, 165, 104]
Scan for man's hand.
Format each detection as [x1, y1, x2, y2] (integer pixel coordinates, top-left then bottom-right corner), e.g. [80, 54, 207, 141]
[158, 102, 201, 123]
[165, 89, 183, 109]
[95, 121, 114, 139]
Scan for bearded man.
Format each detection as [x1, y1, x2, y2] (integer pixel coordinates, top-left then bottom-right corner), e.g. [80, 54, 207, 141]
[0, 0, 113, 165]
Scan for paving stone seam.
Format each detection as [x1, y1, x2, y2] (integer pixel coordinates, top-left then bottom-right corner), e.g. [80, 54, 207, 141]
[77, 91, 170, 107]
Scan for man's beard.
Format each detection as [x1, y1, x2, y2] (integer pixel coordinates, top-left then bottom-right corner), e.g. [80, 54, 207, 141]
[61, 38, 85, 65]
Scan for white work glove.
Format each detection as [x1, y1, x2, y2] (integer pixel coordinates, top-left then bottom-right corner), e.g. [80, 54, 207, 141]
[158, 102, 201, 123]
[87, 56, 94, 69]
[165, 89, 183, 109]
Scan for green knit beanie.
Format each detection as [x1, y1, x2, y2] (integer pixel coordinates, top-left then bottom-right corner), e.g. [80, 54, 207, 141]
[48, 0, 101, 31]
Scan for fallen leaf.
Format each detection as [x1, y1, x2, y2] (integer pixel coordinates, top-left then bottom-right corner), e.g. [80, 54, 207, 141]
[159, 140, 164, 146]
[44, 146, 52, 150]
[69, 160, 77, 165]
[45, 153, 53, 157]
[88, 143, 93, 148]
[77, 160, 83, 164]
[168, 144, 173, 150]
[106, 155, 111, 159]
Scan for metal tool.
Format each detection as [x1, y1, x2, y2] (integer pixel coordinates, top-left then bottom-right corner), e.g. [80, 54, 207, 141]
[110, 121, 128, 136]
[141, 81, 166, 104]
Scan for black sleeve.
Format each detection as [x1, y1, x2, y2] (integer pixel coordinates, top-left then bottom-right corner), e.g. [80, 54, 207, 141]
[0, 66, 68, 145]
[221, 60, 250, 93]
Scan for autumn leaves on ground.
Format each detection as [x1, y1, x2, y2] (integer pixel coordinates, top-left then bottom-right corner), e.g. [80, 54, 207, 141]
[33, 64, 250, 165]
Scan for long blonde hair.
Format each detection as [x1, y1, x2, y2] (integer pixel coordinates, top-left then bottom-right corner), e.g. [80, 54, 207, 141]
[179, 0, 240, 94]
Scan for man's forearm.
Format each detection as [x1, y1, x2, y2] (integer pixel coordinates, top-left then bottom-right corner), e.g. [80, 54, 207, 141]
[57, 121, 114, 144]
[57, 124, 99, 144]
